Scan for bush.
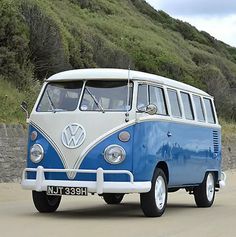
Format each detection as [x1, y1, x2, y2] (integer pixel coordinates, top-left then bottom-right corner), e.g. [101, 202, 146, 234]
[21, 1, 71, 80]
[68, 30, 96, 69]
[199, 65, 235, 119]
[88, 34, 133, 68]
[69, 0, 114, 14]
[0, 0, 32, 89]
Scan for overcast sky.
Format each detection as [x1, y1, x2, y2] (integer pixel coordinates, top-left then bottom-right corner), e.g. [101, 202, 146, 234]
[146, 0, 236, 47]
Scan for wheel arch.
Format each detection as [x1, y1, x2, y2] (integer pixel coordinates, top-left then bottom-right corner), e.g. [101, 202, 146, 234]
[206, 170, 220, 186]
[155, 161, 169, 184]
[204, 170, 219, 184]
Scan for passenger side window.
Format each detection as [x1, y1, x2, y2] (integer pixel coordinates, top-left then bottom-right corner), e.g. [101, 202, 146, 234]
[149, 86, 167, 115]
[180, 92, 194, 120]
[137, 84, 148, 110]
[203, 98, 216, 124]
[167, 89, 182, 118]
[193, 95, 205, 122]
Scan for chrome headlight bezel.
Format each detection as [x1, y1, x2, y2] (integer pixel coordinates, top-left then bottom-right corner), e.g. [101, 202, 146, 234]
[30, 144, 44, 163]
[104, 145, 126, 165]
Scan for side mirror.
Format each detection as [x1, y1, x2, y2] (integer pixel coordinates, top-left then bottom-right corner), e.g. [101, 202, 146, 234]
[146, 104, 157, 115]
[20, 101, 29, 122]
[21, 101, 28, 111]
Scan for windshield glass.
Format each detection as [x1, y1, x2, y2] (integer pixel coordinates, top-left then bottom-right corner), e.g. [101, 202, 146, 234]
[37, 82, 83, 112]
[80, 80, 133, 111]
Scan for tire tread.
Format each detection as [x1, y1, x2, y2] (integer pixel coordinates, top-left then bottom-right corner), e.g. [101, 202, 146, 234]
[194, 172, 215, 208]
[32, 191, 61, 213]
[103, 193, 124, 204]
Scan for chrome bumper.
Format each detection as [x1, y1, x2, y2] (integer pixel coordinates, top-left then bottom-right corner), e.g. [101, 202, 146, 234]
[21, 166, 151, 194]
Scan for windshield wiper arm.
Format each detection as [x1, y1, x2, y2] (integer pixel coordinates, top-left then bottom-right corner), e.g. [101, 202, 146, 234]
[46, 90, 56, 113]
[85, 87, 105, 113]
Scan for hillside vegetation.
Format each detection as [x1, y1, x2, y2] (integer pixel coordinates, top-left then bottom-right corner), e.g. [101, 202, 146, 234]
[0, 0, 236, 123]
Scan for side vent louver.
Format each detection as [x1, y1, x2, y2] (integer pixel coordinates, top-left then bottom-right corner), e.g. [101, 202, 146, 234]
[213, 130, 219, 156]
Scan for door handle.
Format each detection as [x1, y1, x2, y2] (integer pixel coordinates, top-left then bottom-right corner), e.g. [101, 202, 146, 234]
[167, 131, 172, 137]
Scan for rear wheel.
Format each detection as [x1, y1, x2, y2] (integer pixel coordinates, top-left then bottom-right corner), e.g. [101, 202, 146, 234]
[194, 172, 215, 207]
[140, 168, 167, 217]
[103, 193, 124, 204]
[32, 191, 61, 213]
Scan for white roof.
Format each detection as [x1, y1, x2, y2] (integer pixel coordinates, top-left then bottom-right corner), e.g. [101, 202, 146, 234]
[47, 68, 210, 97]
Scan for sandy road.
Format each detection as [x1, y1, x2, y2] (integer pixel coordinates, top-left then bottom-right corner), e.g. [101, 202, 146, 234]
[0, 170, 235, 237]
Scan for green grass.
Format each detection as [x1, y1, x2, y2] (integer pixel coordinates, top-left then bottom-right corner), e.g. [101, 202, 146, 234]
[0, 0, 236, 122]
[0, 78, 26, 124]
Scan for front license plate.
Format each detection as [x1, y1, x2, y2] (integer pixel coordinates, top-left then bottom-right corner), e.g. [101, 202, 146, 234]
[47, 186, 88, 196]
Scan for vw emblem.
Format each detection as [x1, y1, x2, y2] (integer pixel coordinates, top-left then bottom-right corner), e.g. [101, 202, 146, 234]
[61, 123, 86, 149]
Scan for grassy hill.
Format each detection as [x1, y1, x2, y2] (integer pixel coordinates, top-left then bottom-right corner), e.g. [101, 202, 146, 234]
[0, 0, 236, 123]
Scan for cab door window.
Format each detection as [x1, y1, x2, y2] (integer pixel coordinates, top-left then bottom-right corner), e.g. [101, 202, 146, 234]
[149, 86, 167, 115]
[137, 84, 168, 115]
[137, 84, 148, 110]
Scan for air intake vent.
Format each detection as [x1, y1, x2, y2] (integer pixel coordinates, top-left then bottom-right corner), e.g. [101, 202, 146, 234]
[213, 130, 219, 154]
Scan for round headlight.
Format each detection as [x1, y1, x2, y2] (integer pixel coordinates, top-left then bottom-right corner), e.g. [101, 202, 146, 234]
[104, 145, 126, 165]
[30, 144, 44, 163]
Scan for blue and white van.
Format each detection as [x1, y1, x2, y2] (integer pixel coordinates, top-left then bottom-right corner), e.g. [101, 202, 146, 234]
[21, 68, 226, 217]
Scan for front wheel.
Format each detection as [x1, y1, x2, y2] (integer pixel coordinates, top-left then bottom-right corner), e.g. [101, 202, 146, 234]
[32, 191, 61, 213]
[194, 172, 215, 207]
[140, 168, 168, 217]
[103, 193, 124, 204]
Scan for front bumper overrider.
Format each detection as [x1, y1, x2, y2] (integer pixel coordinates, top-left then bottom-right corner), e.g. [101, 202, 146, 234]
[21, 166, 151, 194]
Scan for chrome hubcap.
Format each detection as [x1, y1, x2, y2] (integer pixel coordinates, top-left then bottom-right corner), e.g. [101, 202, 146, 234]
[206, 173, 214, 202]
[155, 176, 166, 210]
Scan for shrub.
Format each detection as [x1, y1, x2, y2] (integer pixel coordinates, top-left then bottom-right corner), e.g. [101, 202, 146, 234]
[21, 1, 71, 80]
[0, 0, 32, 89]
[88, 34, 133, 68]
[199, 65, 235, 119]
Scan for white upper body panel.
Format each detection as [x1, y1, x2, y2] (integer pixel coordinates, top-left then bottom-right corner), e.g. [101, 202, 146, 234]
[47, 68, 211, 97]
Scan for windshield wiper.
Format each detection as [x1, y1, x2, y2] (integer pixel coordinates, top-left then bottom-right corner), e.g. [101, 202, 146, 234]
[46, 90, 56, 113]
[85, 87, 105, 113]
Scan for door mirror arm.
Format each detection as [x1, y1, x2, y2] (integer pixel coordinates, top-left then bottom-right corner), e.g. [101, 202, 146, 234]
[20, 101, 29, 123]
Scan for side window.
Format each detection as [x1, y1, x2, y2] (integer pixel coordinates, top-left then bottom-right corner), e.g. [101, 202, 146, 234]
[193, 95, 205, 122]
[204, 98, 216, 124]
[137, 84, 148, 110]
[180, 92, 194, 120]
[167, 89, 182, 118]
[149, 86, 167, 115]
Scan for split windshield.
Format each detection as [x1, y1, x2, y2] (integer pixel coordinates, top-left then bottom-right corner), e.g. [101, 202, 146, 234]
[37, 80, 133, 112]
[80, 81, 132, 111]
[37, 82, 83, 112]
